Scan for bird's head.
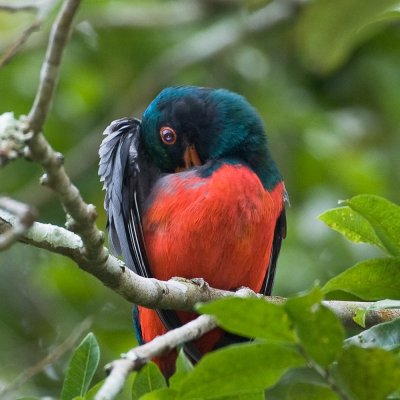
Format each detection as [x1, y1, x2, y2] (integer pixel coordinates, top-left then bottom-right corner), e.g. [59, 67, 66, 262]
[141, 86, 281, 189]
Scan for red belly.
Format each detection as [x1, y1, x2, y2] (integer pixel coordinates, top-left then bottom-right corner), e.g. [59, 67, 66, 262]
[139, 163, 284, 374]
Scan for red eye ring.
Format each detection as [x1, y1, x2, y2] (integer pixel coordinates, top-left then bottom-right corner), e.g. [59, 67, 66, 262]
[160, 126, 177, 145]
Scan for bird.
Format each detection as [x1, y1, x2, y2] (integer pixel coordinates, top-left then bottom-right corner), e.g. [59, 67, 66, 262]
[98, 86, 287, 377]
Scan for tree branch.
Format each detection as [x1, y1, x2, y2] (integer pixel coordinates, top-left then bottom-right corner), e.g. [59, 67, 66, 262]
[0, 3, 38, 13]
[27, 0, 81, 134]
[21, 0, 109, 272]
[0, 21, 41, 68]
[0, 197, 37, 250]
[1, 211, 399, 327]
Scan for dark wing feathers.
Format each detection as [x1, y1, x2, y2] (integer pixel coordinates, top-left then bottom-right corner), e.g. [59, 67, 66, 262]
[98, 118, 158, 276]
[261, 208, 287, 296]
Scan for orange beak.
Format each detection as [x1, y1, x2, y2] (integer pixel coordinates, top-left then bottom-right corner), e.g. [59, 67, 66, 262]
[175, 145, 202, 172]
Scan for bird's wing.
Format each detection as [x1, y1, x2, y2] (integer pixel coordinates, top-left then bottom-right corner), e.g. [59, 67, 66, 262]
[261, 207, 287, 296]
[98, 117, 158, 276]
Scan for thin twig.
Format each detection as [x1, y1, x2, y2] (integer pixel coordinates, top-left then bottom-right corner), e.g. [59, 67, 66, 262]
[0, 22, 41, 68]
[27, 0, 82, 134]
[0, 197, 37, 250]
[96, 288, 257, 400]
[0, 317, 93, 400]
[97, 315, 217, 400]
[0, 4, 37, 13]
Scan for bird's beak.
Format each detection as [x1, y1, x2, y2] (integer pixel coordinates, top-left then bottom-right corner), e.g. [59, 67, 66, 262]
[176, 145, 202, 172]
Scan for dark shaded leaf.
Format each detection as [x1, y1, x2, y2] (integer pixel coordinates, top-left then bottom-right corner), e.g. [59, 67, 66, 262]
[336, 346, 400, 400]
[266, 366, 340, 399]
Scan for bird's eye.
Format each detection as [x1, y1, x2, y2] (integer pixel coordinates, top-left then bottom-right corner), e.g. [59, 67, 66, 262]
[160, 126, 177, 145]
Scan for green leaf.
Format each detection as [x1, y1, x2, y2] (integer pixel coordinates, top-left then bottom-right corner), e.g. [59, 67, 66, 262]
[285, 287, 344, 367]
[336, 346, 400, 400]
[296, 0, 399, 73]
[319, 206, 386, 252]
[345, 318, 400, 350]
[82, 379, 104, 400]
[132, 362, 167, 400]
[322, 257, 400, 300]
[353, 307, 368, 328]
[61, 333, 100, 400]
[346, 194, 400, 256]
[197, 297, 294, 342]
[177, 342, 303, 399]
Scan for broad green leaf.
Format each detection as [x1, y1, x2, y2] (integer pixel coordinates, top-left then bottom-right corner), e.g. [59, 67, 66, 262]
[177, 342, 303, 399]
[197, 297, 294, 342]
[346, 194, 400, 256]
[345, 318, 400, 350]
[336, 346, 400, 400]
[296, 0, 398, 73]
[322, 257, 400, 300]
[61, 333, 100, 400]
[319, 206, 386, 252]
[132, 362, 167, 400]
[285, 287, 344, 367]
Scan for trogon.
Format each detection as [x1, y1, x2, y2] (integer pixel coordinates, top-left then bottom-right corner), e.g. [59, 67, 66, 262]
[98, 86, 287, 377]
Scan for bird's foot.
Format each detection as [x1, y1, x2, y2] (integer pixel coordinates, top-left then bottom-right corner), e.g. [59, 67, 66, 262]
[190, 277, 209, 289]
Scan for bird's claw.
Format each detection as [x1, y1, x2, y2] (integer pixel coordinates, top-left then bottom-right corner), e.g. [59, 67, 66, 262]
[190, 278, 209, 289]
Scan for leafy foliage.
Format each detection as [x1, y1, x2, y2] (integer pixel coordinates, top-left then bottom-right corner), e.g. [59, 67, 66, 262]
[131, 363, 167, 400]
[60, 333, 100, 400]
[320, 194, 400, 300]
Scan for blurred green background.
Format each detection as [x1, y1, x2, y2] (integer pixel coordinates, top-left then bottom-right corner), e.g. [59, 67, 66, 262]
[0, 0, 399, 398]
